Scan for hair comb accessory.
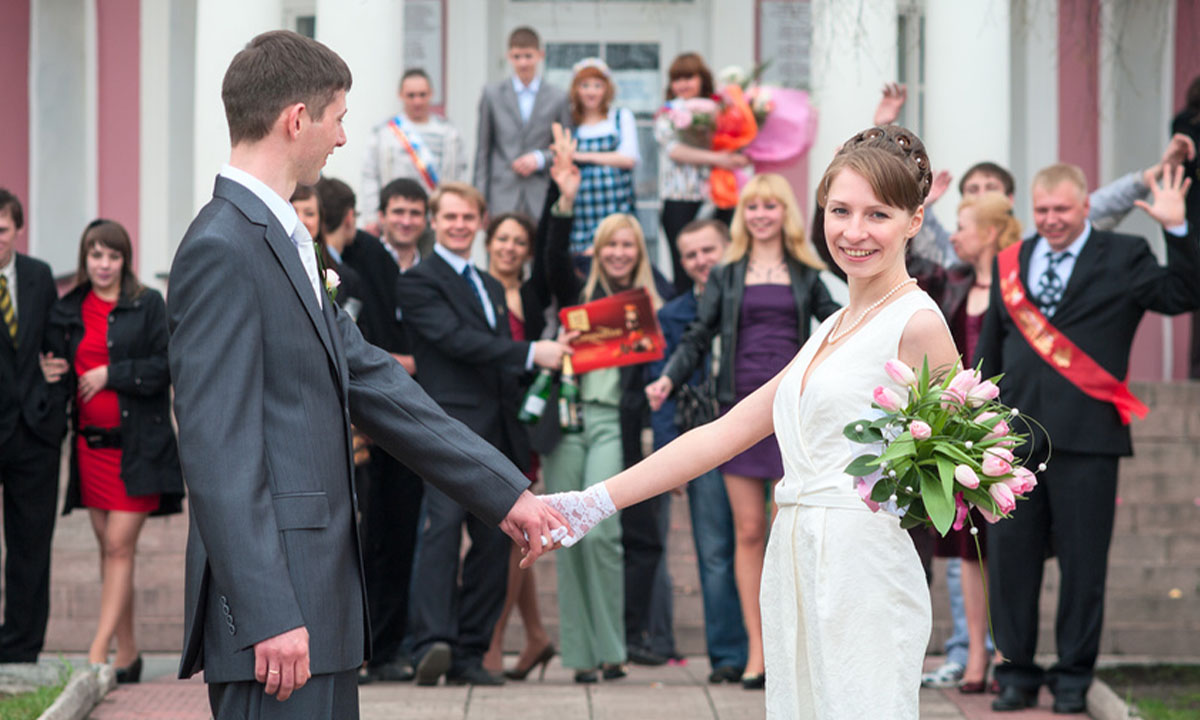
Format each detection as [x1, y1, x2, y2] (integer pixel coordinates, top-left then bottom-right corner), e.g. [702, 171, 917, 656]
[572, 57, 612, 80]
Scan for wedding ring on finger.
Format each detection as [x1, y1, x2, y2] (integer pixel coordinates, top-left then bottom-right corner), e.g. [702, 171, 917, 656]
[268, 669, 281, 675]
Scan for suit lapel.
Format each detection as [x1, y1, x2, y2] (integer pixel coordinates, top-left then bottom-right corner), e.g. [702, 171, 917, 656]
[1054, 231, 1103, 319]
[13, 255, 37, 350]
[500, 82, 524, 132]
[215, 177, 340, 373]
[429, 252, 493, 331]
[482, 273, 509, 337]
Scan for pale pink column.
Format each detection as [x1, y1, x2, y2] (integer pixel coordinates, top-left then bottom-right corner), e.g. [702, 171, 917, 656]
[1057, 0, 1099, 187]
[97, 0, 140, 269]
[0, 0, 31, 252]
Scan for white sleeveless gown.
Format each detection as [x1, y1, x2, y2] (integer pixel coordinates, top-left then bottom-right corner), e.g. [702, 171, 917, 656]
[761, 290, 944, 719]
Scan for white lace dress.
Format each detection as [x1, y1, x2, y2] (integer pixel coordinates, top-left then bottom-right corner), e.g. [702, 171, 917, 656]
[761, 290, 943, 719]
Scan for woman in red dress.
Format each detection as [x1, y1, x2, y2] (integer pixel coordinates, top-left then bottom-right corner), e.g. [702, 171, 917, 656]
[45, 220, 183, 681]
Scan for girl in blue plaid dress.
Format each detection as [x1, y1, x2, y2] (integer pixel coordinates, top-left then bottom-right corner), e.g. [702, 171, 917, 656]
[568, 58, 640, 263]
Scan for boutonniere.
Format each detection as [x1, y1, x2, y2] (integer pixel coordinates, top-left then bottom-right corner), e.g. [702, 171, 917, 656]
[324, 268, 340, 302]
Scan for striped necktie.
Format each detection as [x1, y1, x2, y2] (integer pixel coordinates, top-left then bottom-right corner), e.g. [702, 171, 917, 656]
[0, 275, 16, 347]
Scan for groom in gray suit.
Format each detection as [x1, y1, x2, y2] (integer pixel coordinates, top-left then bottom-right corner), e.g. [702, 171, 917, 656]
[474, 26, 571, 216]
[168, 31, 567, 720]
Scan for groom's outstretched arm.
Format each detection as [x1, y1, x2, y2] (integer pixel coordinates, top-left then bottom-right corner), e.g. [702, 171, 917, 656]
[334, 307, 566, 561]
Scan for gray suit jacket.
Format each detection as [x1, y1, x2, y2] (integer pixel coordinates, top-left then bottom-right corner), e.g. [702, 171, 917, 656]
[474, 77, 570, 216]
[168, 177, 529, 683]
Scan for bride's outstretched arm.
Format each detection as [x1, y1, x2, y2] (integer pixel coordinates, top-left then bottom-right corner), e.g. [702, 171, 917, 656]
[621, 357, 791, 504]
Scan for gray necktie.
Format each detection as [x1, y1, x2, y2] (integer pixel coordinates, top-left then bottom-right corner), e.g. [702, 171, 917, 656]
[1034, 251, 1071, 316]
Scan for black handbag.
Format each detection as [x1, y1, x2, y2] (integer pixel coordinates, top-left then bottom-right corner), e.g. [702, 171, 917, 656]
[673, 375, 718, 432]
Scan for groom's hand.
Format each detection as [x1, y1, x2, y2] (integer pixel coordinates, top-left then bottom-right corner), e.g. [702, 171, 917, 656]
[499, 490, 570, 568]
[254, 625, 310, 701]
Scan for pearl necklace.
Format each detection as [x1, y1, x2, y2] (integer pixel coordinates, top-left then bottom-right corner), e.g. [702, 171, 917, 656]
[828, 278, 918, 344]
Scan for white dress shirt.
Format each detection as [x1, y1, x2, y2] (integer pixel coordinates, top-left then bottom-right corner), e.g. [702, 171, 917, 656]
[219, 165, 323, 308]
[512, 75, 548, 170]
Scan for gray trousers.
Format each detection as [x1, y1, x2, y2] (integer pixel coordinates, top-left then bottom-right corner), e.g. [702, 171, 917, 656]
[207, 670, 358, 720]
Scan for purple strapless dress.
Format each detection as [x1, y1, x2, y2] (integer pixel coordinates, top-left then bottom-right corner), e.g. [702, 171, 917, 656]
[720, 284, 799, 478]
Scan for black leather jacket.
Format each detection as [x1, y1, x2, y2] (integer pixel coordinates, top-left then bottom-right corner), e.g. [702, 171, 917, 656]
[47, 284, 184, 515]
[662, 256, 840, 405]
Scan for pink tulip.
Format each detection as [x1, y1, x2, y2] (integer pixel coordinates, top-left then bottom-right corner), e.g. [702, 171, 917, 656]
[966, 380, 1000, 407]
[856, 478, 881, 513]
[976, 411, 999, 423]
[984, 447, 1014, 463]
[978, 505, 1003, 524]
[983, 419, 1010, 441]
[909, 420, 932, 440]
[954, 464, 981, 489]
[952, 493, 969, 531]
[1005, 466, 1037, 494]
[949, 368, 981, 395]
[884, 359, 917, 387]
[873, 386, 904, 412]
[989, 481, 1017, 514]
[982, 453, 1013, 477]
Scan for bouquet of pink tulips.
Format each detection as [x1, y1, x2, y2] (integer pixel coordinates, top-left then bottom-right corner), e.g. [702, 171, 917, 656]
[844, 359, 1046, 537]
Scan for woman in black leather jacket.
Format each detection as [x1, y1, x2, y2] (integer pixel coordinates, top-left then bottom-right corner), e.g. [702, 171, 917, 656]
[43, 219, 183, 681]
[645, 174, 839, 687]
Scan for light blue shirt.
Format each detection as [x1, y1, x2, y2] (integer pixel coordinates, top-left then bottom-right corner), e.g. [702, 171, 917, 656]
[433, 242, 537, 370]
[511, 75, 548, 170]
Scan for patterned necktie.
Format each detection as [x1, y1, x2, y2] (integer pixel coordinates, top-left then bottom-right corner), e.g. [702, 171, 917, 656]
[461, 265, 493, 328]
[1034, 251, 1071, 316]
[0, 275, 17, 346]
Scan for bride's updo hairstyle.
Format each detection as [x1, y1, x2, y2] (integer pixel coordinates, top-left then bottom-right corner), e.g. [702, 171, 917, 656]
[816, 125, 933, 214]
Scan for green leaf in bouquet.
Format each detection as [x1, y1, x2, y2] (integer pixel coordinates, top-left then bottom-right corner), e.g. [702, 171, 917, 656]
[871, 477, 896, 503]
[899, 498, 928, 529]
[961, 487, 995, 512]
[936, 456, 957, 496]
[933, 444, 976, 467]
[919, 357, 931, 392]
[843, 453, 880, 477]
[921, 470, 955, 536]
[878, 433, 917, 463]
[843, 420, 883, 444]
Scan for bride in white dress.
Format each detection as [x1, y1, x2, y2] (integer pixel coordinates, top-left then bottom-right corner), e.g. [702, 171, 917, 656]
[544, 125, 959, 718]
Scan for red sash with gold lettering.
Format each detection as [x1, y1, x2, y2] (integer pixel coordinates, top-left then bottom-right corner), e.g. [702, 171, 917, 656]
[997, 243, 1148, 424]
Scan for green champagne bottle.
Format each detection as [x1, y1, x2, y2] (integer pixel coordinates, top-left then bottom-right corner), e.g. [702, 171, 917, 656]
[518, 368, 554, 424]
[558, 356, 583, 434]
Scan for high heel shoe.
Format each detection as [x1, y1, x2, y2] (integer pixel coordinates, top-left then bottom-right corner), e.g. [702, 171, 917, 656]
[504, 643, 556, 681]
[741, 672, 765, 690]
[115, 655, 143, 684]
[958, 659, 992, 694]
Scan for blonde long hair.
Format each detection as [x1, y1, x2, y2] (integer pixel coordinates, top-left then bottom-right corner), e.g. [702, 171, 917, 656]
[726, 174, 824, 270]
[582, 214, 663, 310]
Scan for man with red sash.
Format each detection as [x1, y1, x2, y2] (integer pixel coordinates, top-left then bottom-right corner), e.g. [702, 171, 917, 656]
[360, 69, 466, 233]
[976, 163, 1197, 714]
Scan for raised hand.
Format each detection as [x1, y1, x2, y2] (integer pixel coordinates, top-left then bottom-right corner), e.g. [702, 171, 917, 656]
[1134, 164, 1192, 228]
[549, 123, 581, 203]
[540, 483, 617, 548]
[873, 83, 907, 127]
[1143, 133, 1196, 187]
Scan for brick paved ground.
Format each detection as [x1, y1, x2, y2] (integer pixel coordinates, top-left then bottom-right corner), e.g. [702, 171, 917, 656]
[84, 654, 990, 719]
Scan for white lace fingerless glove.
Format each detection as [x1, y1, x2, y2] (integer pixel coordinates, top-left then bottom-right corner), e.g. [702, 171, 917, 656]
[541, 483, 617, 547]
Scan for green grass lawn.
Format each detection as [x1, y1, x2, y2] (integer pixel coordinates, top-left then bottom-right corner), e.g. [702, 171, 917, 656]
[1097, 665, 1200, 720]
[0, 683, 66, 720]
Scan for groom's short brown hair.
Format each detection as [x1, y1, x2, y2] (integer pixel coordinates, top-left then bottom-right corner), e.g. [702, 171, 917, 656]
[222, 30, 353, 145]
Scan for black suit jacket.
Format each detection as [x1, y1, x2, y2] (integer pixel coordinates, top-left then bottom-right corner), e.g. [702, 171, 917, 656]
[976, 227, 1200, 456]
[0, 254, 67, 447]
[341, 231, 413, 355]
[395, 250, 532, 470]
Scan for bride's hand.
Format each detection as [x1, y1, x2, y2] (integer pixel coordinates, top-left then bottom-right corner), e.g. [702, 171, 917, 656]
[540, 484, 617, 547]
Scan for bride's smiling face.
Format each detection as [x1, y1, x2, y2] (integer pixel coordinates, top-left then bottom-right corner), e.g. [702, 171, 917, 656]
[823, 168, 922, 280]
